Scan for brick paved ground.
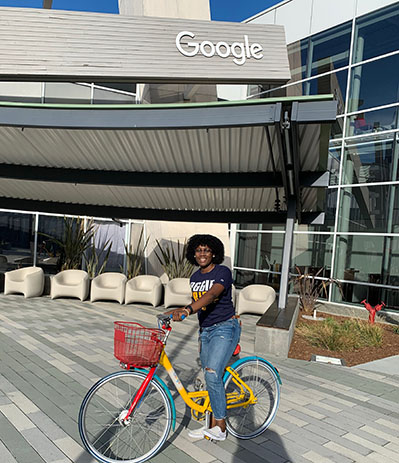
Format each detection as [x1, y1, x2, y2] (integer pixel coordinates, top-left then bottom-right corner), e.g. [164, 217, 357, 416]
[0, 293, 399, 463]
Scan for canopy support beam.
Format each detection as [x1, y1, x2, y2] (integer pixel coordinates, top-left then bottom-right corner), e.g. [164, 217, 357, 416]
[278, 198, 296, 310]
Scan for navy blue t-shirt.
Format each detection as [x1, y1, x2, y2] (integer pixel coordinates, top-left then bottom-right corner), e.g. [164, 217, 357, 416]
[190, 264, 234, 328]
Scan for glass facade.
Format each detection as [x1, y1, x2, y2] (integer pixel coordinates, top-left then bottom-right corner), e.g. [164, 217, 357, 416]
[0, 212, 143, 276]
[238, 3, 399, 311]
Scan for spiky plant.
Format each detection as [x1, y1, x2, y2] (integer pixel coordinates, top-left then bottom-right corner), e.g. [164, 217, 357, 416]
[154, 239, 194, 279]
[41, 217, 95, 271]
[122, 228, 149, 279]
[294, 266, 343, 315]
[84, 236, 112, 278]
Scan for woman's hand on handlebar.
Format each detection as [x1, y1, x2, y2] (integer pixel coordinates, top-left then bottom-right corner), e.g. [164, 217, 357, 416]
[163, 307, 189, 322]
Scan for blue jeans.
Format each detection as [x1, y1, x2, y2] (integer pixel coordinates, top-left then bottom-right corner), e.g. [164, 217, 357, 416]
[199, 318, 241, 420]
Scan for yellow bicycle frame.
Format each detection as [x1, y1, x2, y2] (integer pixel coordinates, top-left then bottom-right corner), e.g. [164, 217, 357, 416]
[158, 350, 257, 416]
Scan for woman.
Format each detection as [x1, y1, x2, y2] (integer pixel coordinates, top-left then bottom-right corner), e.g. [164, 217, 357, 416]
[167, 234, 241, 441]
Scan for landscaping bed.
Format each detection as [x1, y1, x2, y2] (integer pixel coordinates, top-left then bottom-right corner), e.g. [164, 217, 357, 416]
[288, 312, 399, 367]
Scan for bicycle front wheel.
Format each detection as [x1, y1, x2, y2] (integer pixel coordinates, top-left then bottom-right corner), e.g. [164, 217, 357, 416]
[224, 358, 280, 439]
[79, 370, 172, 463]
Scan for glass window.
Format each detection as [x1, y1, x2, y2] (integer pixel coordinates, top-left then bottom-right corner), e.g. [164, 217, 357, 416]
[353, 3, 399, 64]
[92, 220, 127, 273]
[329, 144, 341, 186]
[93, 87, 136, 104]
[37, 215, 66, 274]
[295, 188, 338, 233]
[234, 269, 280, 291]
[292, 234, 333, 277]
[235, 232, 284, 272]
[93, 83, 136, 94]
[307, 22, 351, 76]
[288, 22, 351, 81]
[263, 71, 348, 115]
[303, 70, 348, 115]
[287, 40, 308, 82]
[346, 106, 398, 137]
[0, 211, 34, 269]
[348, 54, 399, 112]
[342, 136, 398, 184]
[44, 82, 91, 104]
[338, 185, 399, 233]
[330, 117, 344, 139]
[238, 224, 285, 231]
[331, 282, 399, 310]
[333, 234, 399, 296]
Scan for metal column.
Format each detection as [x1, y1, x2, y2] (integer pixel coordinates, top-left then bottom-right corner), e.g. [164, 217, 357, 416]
[278, 198, 296, 310]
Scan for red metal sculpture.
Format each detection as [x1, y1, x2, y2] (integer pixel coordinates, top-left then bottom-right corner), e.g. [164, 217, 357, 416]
[361, 299, 386, 324]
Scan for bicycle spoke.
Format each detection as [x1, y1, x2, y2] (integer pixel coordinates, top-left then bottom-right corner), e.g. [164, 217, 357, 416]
[79, 371, 172, 462]
[225, 359, 280, 439]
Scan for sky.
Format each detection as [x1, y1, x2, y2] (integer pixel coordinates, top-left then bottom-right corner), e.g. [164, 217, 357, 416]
[0, 0, 281, 22]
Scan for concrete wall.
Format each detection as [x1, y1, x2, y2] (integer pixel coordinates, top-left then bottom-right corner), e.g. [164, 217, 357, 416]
[119, 0, 211, 20]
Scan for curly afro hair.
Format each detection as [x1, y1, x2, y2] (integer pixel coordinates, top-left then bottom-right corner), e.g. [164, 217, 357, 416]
[186, 234, 225, 266]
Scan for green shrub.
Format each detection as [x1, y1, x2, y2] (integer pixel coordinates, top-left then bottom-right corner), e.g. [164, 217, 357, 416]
[296, 317, 383, 351]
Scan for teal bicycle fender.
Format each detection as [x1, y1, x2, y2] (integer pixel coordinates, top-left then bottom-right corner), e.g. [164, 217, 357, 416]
[223, 356, 282, 385]
[135, 368, 176, 431]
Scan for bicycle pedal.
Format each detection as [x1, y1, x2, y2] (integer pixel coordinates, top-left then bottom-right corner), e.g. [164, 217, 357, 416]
[204, 435, 219, 443]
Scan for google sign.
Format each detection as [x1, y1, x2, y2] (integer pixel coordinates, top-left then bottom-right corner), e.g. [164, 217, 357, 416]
[176, 30, 264, 66]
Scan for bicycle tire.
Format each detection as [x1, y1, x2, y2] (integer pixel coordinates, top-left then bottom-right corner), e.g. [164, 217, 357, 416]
[224, 358, 280, 439]
[79, 370, 172, 463]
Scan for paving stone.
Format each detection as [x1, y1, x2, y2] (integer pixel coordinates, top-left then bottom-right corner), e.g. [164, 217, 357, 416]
[1, 294, 399, 463]
[0, 403, 36, 431]
[27, 411, 69, 441]
[0, 413, 45, 463]
[0, 441, 18, 463]
[21, 427, 69, 462]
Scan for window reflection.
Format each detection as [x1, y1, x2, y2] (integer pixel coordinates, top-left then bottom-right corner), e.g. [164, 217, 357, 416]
[342, 137, 398, 184]
[234, 269, 280, 291]
[338, 185, 399, 233]
[292, 234, 333, 277]
[353, 3, 399, 64]
[347, 106, 398, 137]
[348, 54, 399, 112]
[262, 70, 347, 115]
[329, 145, 341, 186]
[37, 215, 65, 274]
[235, 232, 283, 272]
[0, 211, 34, 270]
[333, 235, 399, 306]
[287, 22, 351, 80]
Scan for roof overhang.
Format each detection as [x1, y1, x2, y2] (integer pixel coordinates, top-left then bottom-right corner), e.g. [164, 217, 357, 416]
[0, 96, 337, 223]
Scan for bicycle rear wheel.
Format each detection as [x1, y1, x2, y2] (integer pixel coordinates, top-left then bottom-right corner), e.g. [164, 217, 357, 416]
[79, 370, 172, 463]
[224, 358, 280, 439]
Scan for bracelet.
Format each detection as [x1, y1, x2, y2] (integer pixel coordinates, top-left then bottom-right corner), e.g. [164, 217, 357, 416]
[182, 308, 190, 317]
[185, 304, 194, 315]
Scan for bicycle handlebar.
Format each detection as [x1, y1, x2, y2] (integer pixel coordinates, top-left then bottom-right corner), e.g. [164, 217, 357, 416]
[156, 313, 186, 325]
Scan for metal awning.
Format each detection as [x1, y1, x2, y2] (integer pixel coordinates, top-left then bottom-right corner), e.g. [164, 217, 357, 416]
[0, 95, 336, 223]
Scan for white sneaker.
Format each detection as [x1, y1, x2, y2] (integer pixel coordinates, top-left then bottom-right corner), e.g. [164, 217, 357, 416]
[203, 425, 227, 441]
[187, 425, 206, 439]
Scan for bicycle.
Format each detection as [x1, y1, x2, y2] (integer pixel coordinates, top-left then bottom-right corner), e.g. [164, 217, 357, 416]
[78, 313, 282, 463]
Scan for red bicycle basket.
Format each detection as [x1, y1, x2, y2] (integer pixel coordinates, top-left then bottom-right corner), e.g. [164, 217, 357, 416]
[114, 321, 166, 367]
